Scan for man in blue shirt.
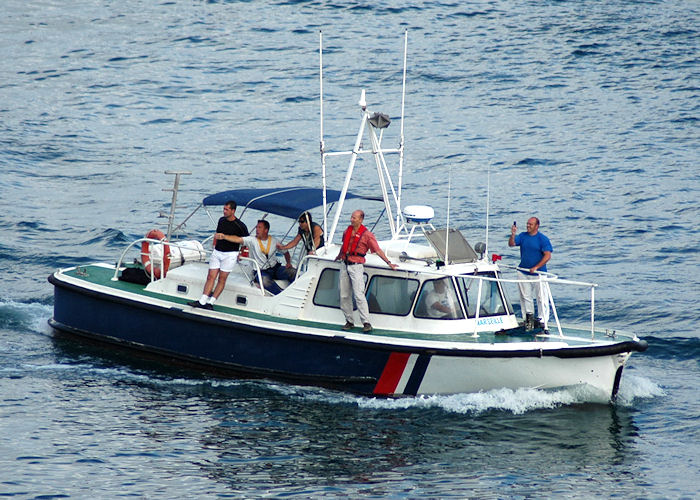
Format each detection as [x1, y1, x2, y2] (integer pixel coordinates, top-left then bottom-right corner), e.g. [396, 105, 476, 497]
[509, 217, 553, 330]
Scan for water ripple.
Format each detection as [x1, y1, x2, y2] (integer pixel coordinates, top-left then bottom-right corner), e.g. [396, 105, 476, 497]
[1, 0, 698, 497]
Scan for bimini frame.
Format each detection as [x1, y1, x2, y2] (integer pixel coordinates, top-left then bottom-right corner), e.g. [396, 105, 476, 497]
[318, 30, 409, 245]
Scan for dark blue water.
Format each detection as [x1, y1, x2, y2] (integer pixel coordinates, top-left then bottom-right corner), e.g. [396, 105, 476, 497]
[2, 0, 698, 497]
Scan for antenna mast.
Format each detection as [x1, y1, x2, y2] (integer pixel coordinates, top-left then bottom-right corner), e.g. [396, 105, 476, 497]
[163, 170, 191, 241]
[485, 162, 491, 258]
[445, 165, 451, 264]
[397, 30, 408, 229]
[319, 31, 328, 236]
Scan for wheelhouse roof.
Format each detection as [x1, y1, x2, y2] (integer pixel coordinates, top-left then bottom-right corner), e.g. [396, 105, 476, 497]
[203, 187, 382, 219]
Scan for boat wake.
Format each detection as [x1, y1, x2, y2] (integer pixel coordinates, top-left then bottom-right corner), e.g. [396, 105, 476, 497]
[358, 388, 588, 415]
[277, 378, 664, 415]
[0, 299, 54, 334]
[355, 382, 663, 414]
[615, 373, 665, 405]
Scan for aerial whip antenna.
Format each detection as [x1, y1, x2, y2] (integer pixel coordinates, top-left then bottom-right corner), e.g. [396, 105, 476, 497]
[445, 165, 452, 264]
[485, 161, 491, 258]
[319, 31, 328, 236]
[397, 30, 408, 229]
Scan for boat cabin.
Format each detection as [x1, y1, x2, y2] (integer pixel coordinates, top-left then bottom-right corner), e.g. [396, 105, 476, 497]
[138, 204, 517, 337]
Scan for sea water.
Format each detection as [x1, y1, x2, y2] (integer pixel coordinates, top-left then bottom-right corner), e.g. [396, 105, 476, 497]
[1, 0, 698, 497]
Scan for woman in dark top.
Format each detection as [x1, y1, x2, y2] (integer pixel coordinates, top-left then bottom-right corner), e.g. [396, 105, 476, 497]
[277, 211, 324, 255]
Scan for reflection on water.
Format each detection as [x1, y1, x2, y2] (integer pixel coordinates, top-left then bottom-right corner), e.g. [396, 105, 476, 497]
[195, 384, 645, 495]
[52, 332, 649, 495]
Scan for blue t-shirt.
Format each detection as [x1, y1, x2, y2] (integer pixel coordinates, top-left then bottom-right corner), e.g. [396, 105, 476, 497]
[514, 231, 553, 273]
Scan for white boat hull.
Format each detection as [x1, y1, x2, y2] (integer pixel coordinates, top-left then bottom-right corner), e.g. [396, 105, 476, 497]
[409, 352, 628, 399]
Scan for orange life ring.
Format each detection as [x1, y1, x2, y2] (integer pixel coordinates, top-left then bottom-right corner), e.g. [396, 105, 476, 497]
[141, 229, 170, 279]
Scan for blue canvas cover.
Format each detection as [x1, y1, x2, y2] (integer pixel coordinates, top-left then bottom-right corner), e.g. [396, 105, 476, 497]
[202, 187, 381, 219]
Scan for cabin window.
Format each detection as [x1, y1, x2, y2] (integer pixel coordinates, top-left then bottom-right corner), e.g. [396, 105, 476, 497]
[455, 272, 507, 318]
[413, 278, 464, 319]
[313, 268, 341, 308]
[366, 275, 419, 316]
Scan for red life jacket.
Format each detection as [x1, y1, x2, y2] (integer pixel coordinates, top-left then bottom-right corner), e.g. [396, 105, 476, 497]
[341, 225, 367, 259]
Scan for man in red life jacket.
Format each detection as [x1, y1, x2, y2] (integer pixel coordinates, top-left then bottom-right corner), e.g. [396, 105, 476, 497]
[334, 210, 397, 332]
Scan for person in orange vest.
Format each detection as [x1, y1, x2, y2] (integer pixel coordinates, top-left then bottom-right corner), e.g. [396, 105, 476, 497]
[335, 210, 397, 332]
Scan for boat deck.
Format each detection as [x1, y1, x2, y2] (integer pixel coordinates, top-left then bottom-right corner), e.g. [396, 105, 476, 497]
[55, 264, 627, 348]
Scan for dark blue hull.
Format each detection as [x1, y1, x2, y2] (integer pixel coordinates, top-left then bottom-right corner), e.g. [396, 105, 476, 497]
[50, 274, 402, 395]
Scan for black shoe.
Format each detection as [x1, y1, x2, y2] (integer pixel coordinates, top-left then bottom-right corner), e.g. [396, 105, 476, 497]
[342, 322, 354, 331]
[202, 303, 214, 310]
[362, 323, 372, 332]
[525, 313, 534, 331]
[188, 300, 203, 308]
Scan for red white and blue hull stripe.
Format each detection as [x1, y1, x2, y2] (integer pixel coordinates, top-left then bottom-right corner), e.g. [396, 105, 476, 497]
[373, 352, 431, 396]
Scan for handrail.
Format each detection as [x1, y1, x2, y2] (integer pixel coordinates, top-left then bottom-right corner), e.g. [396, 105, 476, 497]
[111, 237, 601, 339]
[507, 266, 597, 339]
[111, 237, 158, 282]
[111, 238, 210, 282]
[389, 264, 599, 339]
[236, 256, 267, 296]
[509, 265, 599, 288]
[111, 237, 269, 297]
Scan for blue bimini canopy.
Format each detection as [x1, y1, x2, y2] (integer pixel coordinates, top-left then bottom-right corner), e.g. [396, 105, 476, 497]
[202, 187, 382, 220]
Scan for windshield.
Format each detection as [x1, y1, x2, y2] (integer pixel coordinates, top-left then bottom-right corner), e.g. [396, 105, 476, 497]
[414, 277, 464, 320]
[455, 272, 508, 318]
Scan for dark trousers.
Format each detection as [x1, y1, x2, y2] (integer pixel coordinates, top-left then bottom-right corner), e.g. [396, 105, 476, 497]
[260, 262, 291, 295]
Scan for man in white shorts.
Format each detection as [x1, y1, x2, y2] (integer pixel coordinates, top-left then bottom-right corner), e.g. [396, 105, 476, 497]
[188, 200, 248, 310]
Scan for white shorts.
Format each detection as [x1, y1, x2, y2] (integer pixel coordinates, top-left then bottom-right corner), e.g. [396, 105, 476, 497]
[209, 249, 239, 273]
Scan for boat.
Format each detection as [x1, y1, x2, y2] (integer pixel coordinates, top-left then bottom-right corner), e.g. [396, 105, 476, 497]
[48, 33, 646, 401]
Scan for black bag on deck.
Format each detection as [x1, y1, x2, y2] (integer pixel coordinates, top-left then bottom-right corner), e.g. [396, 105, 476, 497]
[118, 267, 151, 285]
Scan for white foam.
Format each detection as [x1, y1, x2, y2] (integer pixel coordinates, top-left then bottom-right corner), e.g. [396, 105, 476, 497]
[277, 384, 599, 414]
[0, 299, 54, 334]
[216, 374, 668, 414]
[614, 374, 665, 406]
[356, 387, 585, 415]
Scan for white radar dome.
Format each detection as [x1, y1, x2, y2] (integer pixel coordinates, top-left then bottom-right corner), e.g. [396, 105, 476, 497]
[403, 205, 434, 223]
